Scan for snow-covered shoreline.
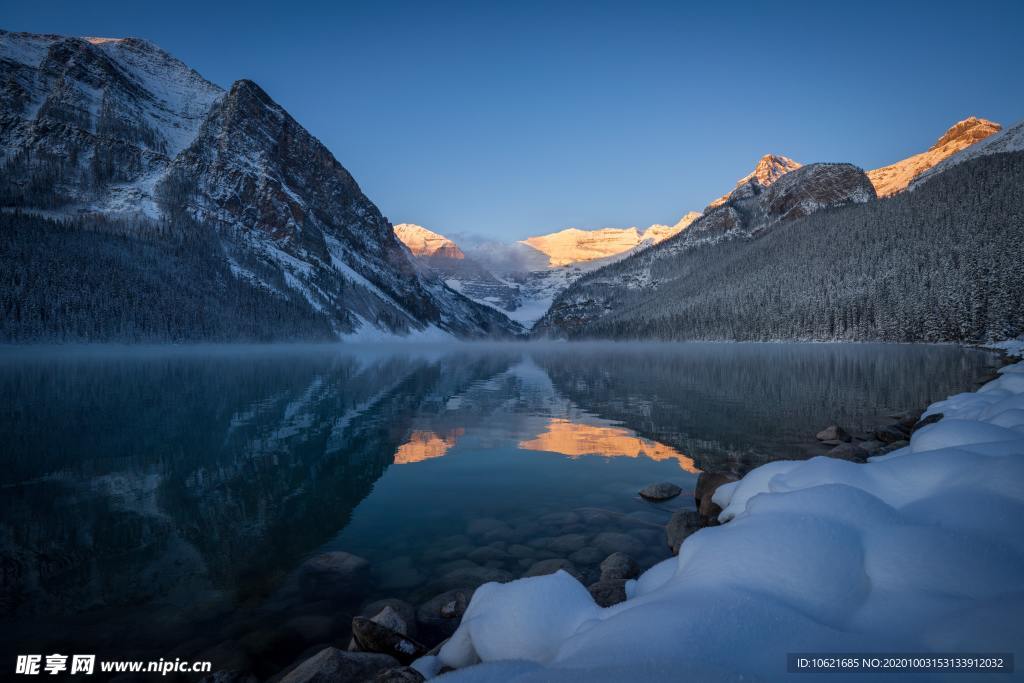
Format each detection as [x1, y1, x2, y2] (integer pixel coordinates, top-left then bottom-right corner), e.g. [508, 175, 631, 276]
[414, 342, 1024, 681]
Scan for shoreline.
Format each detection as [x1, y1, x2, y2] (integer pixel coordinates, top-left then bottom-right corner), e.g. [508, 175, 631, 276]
[399, 344, 1024, 679]
[269, 343, 1020, 682]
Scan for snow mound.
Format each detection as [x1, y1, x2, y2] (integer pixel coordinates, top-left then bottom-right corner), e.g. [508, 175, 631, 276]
[416, 354, 1024, 681]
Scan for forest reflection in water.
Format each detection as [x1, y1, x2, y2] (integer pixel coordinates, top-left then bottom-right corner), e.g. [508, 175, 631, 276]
[0, 342, 999, 676]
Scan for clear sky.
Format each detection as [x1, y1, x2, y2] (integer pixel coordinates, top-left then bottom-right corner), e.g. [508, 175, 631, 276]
[6, 0, 1024, 240]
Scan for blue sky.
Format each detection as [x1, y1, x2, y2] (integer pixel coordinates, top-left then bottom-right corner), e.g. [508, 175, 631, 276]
[7, 0, 1024, 240]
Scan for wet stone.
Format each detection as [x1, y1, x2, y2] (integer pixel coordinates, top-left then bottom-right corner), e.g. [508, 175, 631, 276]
[639, 482, 682, 501]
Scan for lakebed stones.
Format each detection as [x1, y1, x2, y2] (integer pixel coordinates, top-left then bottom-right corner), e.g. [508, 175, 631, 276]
[544, 533, 588, 554]
[295, 551, 369, 599]
[569, 546, 606, 566]
[639, 482, 682, 501]
[593, 532, 645, 556]
[695, 471, 739, 526]
[279, 648, 397, 683]
[815, 425, 851, 442]
[523, 558, 583, 581]
[666, 510, 701, 555]
[351, 617, 427, 665]
[599, 552, 639, 582]
[587, 579, 628, 607]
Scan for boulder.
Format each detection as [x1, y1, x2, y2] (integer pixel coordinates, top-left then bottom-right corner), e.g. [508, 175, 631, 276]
[815, 425, 851, 442]
[360, 599, 417, 638]
[599, 552, 639, 582]
[279, 648, 397, 683]
[351, 617, 427, 665]
[639, 482, 682, 501]
[875, 425, 909, 444]
[523, 559, 583, 581]
[374, 667, 426, 683]
[695, 472, 739, 526]
[587, 579, 628, 607]
[666, 510, 701, 554]
[913, 413, 943, 431]
[826, 442, 869, 462]
[416, 588, 474, 644]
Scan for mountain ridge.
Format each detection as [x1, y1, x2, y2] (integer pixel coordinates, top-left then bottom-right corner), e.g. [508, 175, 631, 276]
[0, 29, 522, 341]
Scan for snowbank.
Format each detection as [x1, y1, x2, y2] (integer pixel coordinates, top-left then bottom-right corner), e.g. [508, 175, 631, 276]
[415, 349, 1024, 682]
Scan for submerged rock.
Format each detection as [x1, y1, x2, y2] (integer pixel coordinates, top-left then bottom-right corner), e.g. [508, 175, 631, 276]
[279, 647, 396, 683]
[523, 559, 583, 581]
[666, 510, 701, 555]
[296, 551, 369, 599]
[569, 546, 606, 566]
[587, 579, 628, 607]
[593, 532, 645, 556]
[351, 617, 427, 665]
[417, 588, 475, 644]
[639, 482, 682, 501]
[599, 552, 639, 582]
[544, 533, 588, 554]
[815, 425, 851, 442]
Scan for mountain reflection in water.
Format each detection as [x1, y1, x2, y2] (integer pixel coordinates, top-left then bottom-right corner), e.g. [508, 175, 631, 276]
[0, 342, 999, 676]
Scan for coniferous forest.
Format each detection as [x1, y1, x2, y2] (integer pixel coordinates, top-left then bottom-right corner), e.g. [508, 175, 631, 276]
[541, 151, 1024, 342]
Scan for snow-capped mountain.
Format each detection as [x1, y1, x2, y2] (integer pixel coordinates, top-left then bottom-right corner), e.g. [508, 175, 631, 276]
[0, 30, 522, 341]
[520, 213, 701, 267]
[534, 162, 877, 335]
[867, 116, 1001, 196]
[394, 223, 522, 313]
[395, 223, 466, 260]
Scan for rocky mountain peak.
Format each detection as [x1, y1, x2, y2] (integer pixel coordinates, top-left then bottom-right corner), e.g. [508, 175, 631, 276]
[763, 163, 876, 223]
[929, 116, 1001, 152]
[707, 154, 801, 210]
[395, 224, 466, 260]
[867, 116, 1002, 197]
[752, 154, 802, 185]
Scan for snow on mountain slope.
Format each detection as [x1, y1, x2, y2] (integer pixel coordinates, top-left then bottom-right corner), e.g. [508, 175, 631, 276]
[909, 118, 1024, 190]
[395, 223, 466, 259]
[867, 116, 1001, 196]
[0, 31, 223, 218]
[521, 213, 701, 267]
[0, 30, 521, 341]
[394, 223, 523, 313]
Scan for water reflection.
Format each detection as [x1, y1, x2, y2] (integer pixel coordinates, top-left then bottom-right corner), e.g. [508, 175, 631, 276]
[394, 429, 464, 464]
[0, 342, 999, 675]
[520, 418, 700, 472]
